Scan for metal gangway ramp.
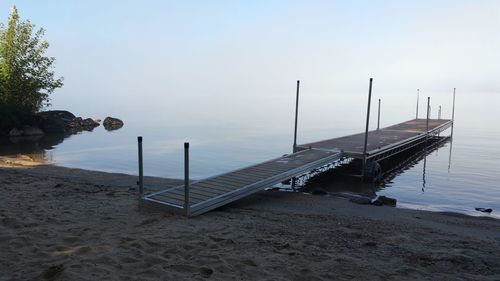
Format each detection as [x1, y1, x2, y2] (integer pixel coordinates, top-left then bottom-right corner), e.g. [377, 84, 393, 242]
[138, 145, 342, 217]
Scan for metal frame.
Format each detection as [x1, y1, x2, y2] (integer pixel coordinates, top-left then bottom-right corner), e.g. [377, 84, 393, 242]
[140, 148, 342, 216]
[357, 120, 451, 162]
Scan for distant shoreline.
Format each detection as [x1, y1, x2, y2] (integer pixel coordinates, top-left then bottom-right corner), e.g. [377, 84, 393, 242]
[1, 155, 499, 280]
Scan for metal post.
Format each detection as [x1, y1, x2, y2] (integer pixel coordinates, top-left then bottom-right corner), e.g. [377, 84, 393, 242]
[137, 136, 144, 199]
[438, 105, 441, 120]
[377, 98, 381, 130]
[293, 80, 300, 153]
[184, 142, 190, 216]
[361, 78, 373, 178]
[426, 97, 430, 142]
[416, 89, 419, 119]
[451, 88, 456, 138]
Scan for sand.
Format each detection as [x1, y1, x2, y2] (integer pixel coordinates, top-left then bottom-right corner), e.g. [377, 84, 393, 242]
[1, 156, 500, 280]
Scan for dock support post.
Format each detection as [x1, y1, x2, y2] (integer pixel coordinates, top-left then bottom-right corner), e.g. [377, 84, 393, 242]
[438, 105, 441, 120]
[426, 97, 430, 142]
[291, 80, 300, 191]
[362, 78, 373, 178]
[138, 136, 144, 199]
[451, 88, 456, 138]
[377, 98, 381, 130]
[184, 142, 190, 217]
[416, 89, 420, 119]
[293, 80, 300, 153]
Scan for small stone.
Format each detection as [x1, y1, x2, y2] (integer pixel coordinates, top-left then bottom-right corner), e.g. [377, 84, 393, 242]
[199, 267, 213, 278]
[364, 241, 377, 247]
[373, 195, 397, 207]
[475, 208, 493, 213]
[311, 188, 328, 196]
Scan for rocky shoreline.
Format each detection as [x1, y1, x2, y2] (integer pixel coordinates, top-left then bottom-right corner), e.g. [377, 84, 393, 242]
[2, 110, 123, 138]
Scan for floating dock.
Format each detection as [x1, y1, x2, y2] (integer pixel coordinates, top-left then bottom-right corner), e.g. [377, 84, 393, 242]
[139, 118, 452, 216]
[138, 79, 456, 216]
[298, 118, 451, 162]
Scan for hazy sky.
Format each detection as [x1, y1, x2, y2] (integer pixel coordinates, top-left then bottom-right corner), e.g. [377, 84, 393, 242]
[1, 1, 499, 127]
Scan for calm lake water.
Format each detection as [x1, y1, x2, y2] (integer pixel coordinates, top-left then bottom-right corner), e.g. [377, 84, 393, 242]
[3, 91, 499, 219]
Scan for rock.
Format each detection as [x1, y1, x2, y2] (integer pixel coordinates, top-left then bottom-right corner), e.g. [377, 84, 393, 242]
[475, 208, 493, 213]
[37, 110, 76, 123]
[372, 195, 397, 207]
[67, 117, 83, 128]
[103, 117, 124, 131]
[311, 188, 328, 196]
[37, 111, 72, 134]
[8, 128, 23, 137]
[349, 197, 372, 205]
[80, 118, 100, 128]
[22, 126, 44, 136]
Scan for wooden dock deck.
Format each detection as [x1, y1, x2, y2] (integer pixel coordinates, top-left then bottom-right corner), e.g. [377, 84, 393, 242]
[298, 118, 452, 161]
[141, 148, 342, 216]
[139, 118, 452, 216]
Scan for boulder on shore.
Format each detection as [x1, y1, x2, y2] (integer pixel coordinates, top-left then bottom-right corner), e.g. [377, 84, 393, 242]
[103, 117, 124, 131]
[372, 195, 397, 207]
[37, 110, 76, 134]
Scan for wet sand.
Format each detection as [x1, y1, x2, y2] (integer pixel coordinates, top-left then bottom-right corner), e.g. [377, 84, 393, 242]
[1, 156, 499, 280]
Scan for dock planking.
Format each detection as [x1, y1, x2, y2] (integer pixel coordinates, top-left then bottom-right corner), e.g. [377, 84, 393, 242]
[297, 119, 451, 160]
[142, 148, 342, 216]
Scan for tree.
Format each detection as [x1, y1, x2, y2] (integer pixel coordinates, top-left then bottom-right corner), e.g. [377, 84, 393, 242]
[0, 5, 63, 113]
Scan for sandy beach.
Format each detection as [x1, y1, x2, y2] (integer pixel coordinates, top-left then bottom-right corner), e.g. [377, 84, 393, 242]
[1, 156, 499, 281]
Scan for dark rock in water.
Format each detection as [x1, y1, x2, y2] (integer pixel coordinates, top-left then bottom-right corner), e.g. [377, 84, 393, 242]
[373, 195, 397, 207]
[80, 118, 100, 129]
[67, 117, 83, 129]
[350, 197, 372, 205]
[65, 117, 99, 132]
[103, 117, 124, 131]
[311, 188, 328, 196]
[475, 208, 493, 213]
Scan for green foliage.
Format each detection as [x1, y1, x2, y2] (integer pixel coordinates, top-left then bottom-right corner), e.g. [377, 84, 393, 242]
[0, 6, 63, 113]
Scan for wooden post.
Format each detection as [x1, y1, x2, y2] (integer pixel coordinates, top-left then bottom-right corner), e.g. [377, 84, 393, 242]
[138, 136, 144, 199]
[451, 88, 456, 138]
[362, 78, 373, 178]
[377, 98, 381, 130]
[416, 89, 420, 119]
[293, 80, 300, 153]
[184, 142, 190, 216]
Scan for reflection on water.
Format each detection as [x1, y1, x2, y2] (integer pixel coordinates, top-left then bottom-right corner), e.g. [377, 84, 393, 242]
[0, 133, 69, 163]
[302, 137, 450, 196]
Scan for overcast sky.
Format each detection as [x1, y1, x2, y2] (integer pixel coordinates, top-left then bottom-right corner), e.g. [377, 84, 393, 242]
[1, 1, 499, 126]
